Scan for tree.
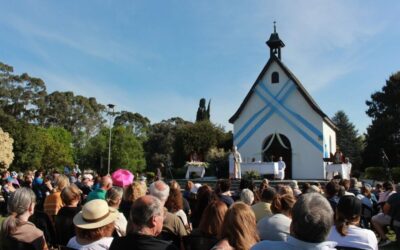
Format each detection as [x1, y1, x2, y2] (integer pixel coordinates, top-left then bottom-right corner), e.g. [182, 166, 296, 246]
[364, 71, 400, 168]
[42, 91, 105, 138]
[331, 111, 364, 170]
[114, 111, 150, 140]
[6, 124, 74, 171]
[81, 126, 145, 174]
[196, 98, 211, 122]
[0, 127, 14, 171]
[144, 118, 184, 169]
[0, 62, 47, 123]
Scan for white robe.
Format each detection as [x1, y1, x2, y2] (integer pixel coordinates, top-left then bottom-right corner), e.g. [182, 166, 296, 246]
[233, 151, 242, 179]
[278, 160, 286, 180]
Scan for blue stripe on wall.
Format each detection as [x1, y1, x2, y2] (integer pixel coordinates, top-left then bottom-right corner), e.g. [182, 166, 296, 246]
[236, 84, 296, 148]
[259, 83, 323, 138]
[254, 89, 323, 152]
[234, 79, 292, 141]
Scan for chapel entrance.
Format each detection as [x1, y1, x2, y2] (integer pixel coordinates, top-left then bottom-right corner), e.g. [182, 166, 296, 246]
[262, 133, 292, 179]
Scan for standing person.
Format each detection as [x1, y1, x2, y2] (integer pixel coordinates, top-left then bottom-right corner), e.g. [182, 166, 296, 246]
[55, 184, 82, 246]
[211, 202, 259, 250]
[106, 187, 127, 237]
[43, 174, 70, 224]
[327, 196, 378, 250]
[86, 176, 113, 202]
[232, 146, 242, 179]
[0, 188, 48, 250]
[109, 195, 178, 250]
[277, 157, 286, 180]
[67, 199, 118, 250]
[149, 181, 188, 247]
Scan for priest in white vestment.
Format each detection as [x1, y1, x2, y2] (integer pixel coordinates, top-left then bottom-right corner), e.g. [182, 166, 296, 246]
[277, 156, 286, 180]
[230, 146, 242, 179]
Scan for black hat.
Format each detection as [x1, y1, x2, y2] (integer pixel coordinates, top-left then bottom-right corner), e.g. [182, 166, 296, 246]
[337, 195, 361, 219]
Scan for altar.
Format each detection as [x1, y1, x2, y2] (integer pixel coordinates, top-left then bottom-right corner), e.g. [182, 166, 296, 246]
[241, 162, 278, 176]
[185, 162, 206, 179]
[326, 163, 351, 180]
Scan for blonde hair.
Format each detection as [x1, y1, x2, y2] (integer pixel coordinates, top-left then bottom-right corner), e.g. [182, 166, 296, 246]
[123, 182, 147, 203]
[220, 202, 259, 250]
[55, 174, 70, 192]
[61, 184, 81, 205]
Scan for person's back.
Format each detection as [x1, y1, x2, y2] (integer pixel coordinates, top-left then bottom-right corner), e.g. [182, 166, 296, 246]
[110, 233, 177, 250]
[252, 193, 337, 250]
[109, 195, 178, 250]
[252, 187, 276, 222]
[327, 196, 377, 250]
[0, 188, 47, 250]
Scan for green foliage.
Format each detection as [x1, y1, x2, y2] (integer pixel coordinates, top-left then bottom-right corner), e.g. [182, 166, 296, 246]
[392, 167, 400, 183]
[42, 91, 105, 139]
[364, 166, 400, 182]
[332, 110, 364, 170]
[364, 167, 385, 181]
[81, 126, 145, 174]
[8, 125, 74, 171]
[144, 117, 189, 169]
[196, 98, 211, 122]
[364, 71, 400, 168]
[0, 62, 47, 123]
[243, 170, 261, 180]
[114, 111, 150, 140]
[146, 172, 155, 182]
[206, 147, 229, 178]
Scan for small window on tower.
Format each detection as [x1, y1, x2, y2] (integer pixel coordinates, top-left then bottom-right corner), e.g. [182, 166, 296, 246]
[271, 72, 279, 83]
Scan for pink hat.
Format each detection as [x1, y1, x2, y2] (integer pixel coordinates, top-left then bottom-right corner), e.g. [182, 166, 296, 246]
[111, 169, 134, 187]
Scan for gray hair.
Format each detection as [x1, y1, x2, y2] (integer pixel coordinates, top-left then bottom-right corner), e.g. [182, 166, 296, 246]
[291, 192, 333, 243]
[8, 187, 36, 215]
[106, 186, 123, 207]
[130, 195, 163, 230]
[240, 188, 254, 205]
[5, 188, 36, 234]
[149, 180, 170, 203]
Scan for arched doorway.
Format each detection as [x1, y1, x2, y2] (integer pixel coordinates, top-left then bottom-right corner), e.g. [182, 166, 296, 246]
[262, 133, 292, 179]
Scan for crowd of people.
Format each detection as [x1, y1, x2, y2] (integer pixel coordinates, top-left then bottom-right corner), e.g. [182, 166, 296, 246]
[0, 168, 400, 250]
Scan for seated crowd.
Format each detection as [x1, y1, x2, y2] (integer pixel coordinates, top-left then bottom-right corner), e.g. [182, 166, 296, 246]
[1, 169, 400, 250]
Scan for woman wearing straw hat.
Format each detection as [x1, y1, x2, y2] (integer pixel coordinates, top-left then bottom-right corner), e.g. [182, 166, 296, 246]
[67, 199, 118, 250]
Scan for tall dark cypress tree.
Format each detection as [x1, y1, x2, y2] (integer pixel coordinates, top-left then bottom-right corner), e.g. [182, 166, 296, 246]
[363, 71, 400, 168]
[332, 110, 364, 171]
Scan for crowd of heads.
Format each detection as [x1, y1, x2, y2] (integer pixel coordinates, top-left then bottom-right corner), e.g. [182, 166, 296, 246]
[1, 168, 399, 249]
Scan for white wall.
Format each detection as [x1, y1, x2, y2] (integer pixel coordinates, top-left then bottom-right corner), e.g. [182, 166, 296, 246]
[233, 61, 331, 179]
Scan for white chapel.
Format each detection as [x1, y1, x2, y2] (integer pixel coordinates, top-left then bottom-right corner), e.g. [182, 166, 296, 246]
[229, 25, 337, 179]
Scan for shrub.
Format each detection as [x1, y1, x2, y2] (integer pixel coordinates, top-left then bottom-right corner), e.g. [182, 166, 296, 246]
[243, 170, 260, 180]
[364, 167, 385, 181]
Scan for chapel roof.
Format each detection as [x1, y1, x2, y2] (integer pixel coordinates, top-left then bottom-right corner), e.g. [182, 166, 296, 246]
[228, 55, 337, 131]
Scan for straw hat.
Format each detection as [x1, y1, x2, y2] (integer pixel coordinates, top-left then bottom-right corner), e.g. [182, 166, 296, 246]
[73, 199, 118, 229]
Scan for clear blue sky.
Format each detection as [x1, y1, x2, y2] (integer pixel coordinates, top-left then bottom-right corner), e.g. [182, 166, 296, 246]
[1, 1, 399, 134]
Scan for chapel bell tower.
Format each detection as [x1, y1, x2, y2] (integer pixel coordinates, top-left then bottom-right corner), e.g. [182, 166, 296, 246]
[266, 21, 285, 60]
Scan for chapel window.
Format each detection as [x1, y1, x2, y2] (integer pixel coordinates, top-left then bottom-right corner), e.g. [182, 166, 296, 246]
[271, 72, 279, 83]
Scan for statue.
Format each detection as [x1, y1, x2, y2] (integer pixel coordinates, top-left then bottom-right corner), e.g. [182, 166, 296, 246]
[196, 98, 211, 122]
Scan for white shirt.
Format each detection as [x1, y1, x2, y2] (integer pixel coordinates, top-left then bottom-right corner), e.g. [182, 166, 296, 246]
[115, 212, 128, 237]
[175, 209, 189, 227]
[327, 225, 378, 250]
[67, 236, 114, 250]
